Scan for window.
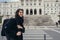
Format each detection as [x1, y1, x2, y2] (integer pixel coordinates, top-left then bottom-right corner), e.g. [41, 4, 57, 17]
[30, 0, 32, 2]
[21, 3, 24, 6]
[47, 8, 49, 10]
[4, 1, 7, 3]
[39, 0, 42, 1]
[26, 0, 28, 1]
[48, 11, 49, 12]
[55, 4, 58, 7]
[34, 9, 37, 15]
[30, 9, 33, 15]
[51, 11, 53, 13]
[47, 4, 49, 7]
[51, 13, 53, 14]
[45, 13, 48, 15]
[39, 9, 42, 15]
[26, 3, 28, 5]
[51, 8, 53, 10]
[56, 0, 58, 2]
[7, 12, 8, 15]
[21, 0, 24, 2]
[55, 11, 56, 12]
[26, 9, 29, 15]
[11, 9, 12, 11]
[10, 5, 12, 8]
[34, 3, 36, 5]
[59, 12, 60, 14]
[39, 3, 41, 5]
[30, 3, 32, 5]
[55, 4, 56, 6]
[55, 8, 56, 10]
[10, 12, 12, 15]
[34, 0, 36, 2]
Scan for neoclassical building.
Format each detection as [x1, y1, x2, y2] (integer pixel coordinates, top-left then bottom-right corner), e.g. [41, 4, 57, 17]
[0, 0, 60, 25]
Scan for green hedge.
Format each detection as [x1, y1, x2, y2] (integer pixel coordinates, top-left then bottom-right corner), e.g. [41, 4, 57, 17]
[0, 16, 2, 23]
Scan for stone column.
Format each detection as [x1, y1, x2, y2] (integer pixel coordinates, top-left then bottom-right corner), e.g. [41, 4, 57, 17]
[37, 9, 39, 15]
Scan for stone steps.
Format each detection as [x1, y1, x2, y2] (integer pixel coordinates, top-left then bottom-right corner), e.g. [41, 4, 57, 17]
[24, 15, 55, 26]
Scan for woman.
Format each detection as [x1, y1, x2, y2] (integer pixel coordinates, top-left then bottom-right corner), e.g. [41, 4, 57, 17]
[5, 9, 25, 40]
[15, 9, 25, 40]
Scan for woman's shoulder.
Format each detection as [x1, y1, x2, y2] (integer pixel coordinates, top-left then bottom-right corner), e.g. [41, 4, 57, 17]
[4, 18, 16, 23]
[10, 18, 16, 22]
[4, 19, 9, 21]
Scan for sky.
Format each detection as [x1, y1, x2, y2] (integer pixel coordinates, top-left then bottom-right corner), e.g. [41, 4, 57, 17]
[0, 0, 19, 2]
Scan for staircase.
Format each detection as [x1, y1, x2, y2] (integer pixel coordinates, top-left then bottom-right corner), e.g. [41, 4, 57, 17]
[24, 15, 55, 26]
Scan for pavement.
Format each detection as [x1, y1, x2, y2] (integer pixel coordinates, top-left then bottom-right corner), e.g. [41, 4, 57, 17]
[0, 26, 60, 40]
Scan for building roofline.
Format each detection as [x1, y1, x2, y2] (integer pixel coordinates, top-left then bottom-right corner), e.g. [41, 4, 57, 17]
[0, 1, 20, 3]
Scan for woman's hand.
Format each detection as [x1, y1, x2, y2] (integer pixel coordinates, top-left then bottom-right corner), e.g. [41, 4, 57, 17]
[16, 31, 21, 36]
[17, 25, 23, 29]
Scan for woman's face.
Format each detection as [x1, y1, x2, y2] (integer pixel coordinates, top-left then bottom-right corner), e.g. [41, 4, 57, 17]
[18, 10, 23, 17]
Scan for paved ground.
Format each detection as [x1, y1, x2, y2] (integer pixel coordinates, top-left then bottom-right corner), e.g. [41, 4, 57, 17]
[43, 28, 60, 40]
[0, 26, 60, 40]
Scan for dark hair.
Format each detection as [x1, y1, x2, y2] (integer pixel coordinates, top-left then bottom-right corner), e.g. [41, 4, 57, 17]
[15, 9, 24, 18]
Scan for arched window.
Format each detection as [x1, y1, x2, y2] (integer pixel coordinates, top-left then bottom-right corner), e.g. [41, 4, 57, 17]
[26, 9, 29, 15]
[34, 9, 37, 15]
[39, 9, 42, 15]
[30, 9, 33, 15]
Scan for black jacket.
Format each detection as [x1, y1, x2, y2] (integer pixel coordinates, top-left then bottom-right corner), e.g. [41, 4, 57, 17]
[1, 17, 25, 38]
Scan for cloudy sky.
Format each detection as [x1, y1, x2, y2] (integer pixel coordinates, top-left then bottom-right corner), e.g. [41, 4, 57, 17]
[0, 0, 19, 2]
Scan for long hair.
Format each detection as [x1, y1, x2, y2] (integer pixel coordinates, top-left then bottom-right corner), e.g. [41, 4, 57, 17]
[15, 9, 24, 18]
